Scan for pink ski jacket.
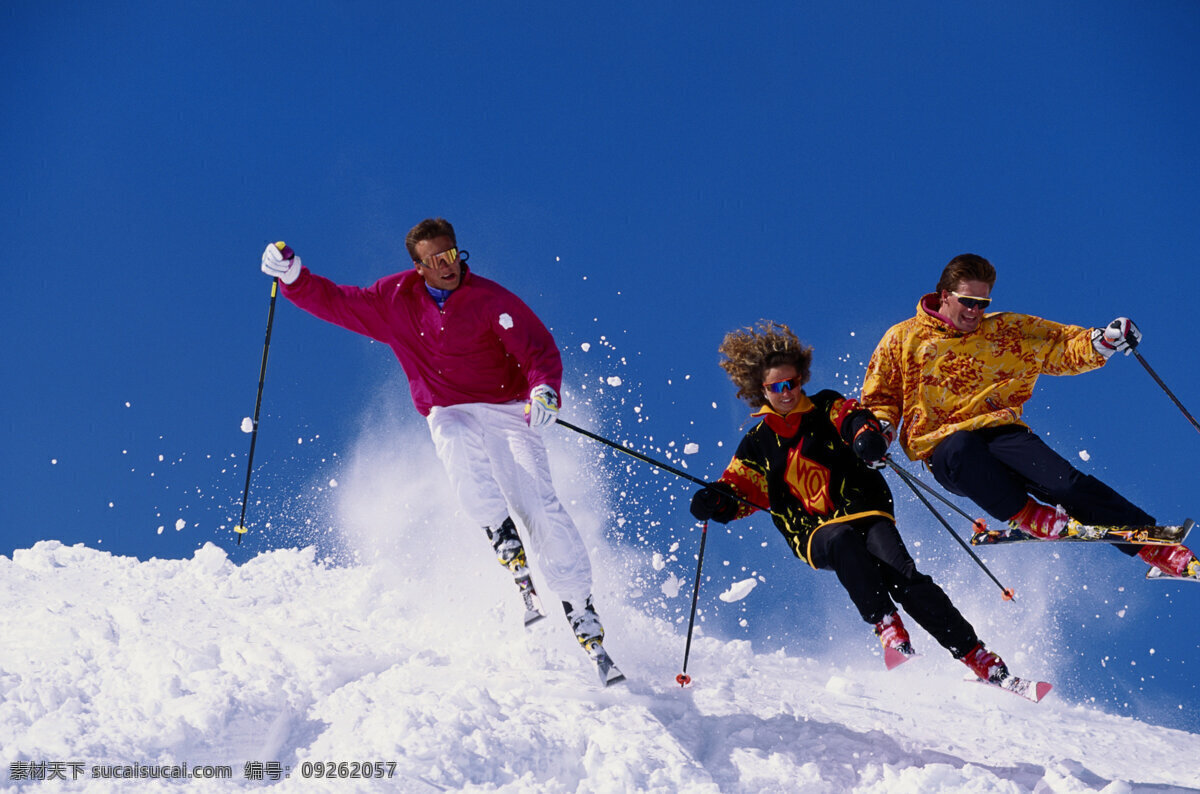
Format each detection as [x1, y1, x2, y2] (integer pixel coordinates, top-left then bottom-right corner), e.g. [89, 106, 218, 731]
[282, 265, 562, 416]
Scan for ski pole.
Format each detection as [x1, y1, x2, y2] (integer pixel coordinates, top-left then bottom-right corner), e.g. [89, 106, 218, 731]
[234, 245, 289, 545]
[676, 520, 709, 687]
[882, 456, 983, 530]
[1132, 350, 1200, 436]
[557, 419, 775, 515]
[883, 458, 1015, 601]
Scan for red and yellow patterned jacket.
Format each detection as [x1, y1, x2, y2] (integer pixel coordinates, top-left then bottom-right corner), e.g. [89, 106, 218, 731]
[717, 389, 894, 568]
[861, 294, 1105, 461]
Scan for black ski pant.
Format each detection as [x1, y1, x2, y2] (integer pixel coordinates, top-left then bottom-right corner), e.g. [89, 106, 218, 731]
[928, 425, 1154, 558]
[809, 516, 980, 658]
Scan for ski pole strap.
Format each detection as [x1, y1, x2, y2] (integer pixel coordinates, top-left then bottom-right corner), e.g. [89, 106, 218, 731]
[557, 419, 775, 516]
[884, 458, 1015, 601]
[1133, 351, 1200, 435]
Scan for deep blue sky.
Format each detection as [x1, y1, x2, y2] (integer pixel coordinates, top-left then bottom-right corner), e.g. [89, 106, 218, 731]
[4, 2, 1198, 731]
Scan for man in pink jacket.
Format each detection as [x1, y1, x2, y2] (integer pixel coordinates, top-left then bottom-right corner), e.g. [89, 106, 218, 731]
[260, 218, 615, 676]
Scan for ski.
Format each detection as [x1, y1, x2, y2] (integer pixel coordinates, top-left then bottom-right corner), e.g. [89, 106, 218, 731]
[883, 645, 919, 670]
[966, 673, 1053, 703]
[1145, 567, 1200, 584]
[514, 571, 546, 627]
[583, 639, 626, 687]
[971, 518, 1193, 547]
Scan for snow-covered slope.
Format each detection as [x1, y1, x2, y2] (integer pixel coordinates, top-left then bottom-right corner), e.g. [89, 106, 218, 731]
[3, 536, 1198, 793]
[6, 395, 1199, 792]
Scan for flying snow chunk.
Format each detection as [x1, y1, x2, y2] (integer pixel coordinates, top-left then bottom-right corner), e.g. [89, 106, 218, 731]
[719, 578, 758, 603]
[328, 478, 339, 488]
[498, 313, 514, 330]
[684, 443, 700, 455]
[651, 552, 666, 571]
[581, 342, 591, 352]
[825, 675, 865, 697]
[1079, 449, 1091, 462]
[606, 376, 622, 387]
[661, 572, 683, 598]
[240, 417, 254, 433]
[174, 518, 186, 531]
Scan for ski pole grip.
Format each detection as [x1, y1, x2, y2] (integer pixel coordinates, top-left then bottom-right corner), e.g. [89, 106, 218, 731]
[274, 241, 294, 259]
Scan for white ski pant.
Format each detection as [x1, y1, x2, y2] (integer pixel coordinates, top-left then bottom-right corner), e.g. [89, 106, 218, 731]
[427, 402, 593, 605]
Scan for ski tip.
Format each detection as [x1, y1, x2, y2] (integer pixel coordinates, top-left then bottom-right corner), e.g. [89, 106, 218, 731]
[605, 670, 628, 687]
[1033, 681, 1054, 702]
[883, 646, 918, 670]
[523, 610, 547, 627]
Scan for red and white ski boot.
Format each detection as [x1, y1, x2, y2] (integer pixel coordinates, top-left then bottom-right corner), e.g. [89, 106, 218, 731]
[873, 612, 917, 670]
[1139, 544, 1200, 581]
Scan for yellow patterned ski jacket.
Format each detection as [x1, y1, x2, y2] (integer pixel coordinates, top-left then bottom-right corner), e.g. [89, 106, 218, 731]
[861, 294, 1106, 461]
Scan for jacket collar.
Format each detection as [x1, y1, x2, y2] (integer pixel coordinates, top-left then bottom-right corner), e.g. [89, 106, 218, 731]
[752, 392, 815, 438]
[406, 262, 474, 294]
[918, 292, 971, 337]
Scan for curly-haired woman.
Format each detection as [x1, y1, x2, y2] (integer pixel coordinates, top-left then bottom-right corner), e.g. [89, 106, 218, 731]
[691, 320, 1029, 689]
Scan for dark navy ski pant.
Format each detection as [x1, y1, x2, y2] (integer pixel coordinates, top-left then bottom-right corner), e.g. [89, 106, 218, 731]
[809, 517, 980, 658]
[928, 425, 1154, 557]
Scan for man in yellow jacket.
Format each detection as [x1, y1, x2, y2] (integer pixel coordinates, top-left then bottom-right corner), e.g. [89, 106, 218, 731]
[860, 253, 1198, 580]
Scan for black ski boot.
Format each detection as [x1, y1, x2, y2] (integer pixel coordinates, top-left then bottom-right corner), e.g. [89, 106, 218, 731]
[563, 597, 624, 686]
[486, 517, 545, 626]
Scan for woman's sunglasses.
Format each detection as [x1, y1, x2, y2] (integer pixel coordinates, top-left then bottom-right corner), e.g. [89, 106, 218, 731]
[764, 376, 802, 394]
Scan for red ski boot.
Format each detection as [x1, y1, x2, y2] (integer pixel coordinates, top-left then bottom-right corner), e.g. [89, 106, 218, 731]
[1138, 544, 1200, 579]
[961, 643, 1009, 685]
[1007, 498, 1068, 539]
[873, 612, 917, 670]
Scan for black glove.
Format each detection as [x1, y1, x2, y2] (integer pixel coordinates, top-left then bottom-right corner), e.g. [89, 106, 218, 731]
[690, 485, 739, 523]
[840, 409, 891, 469]
[852, 427, 889, 469]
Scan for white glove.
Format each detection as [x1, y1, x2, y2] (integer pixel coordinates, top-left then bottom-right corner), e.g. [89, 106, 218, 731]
[1091, 316, 1141, 359]
[526, 384, 559, 428]
[261, 241, 302, 285]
